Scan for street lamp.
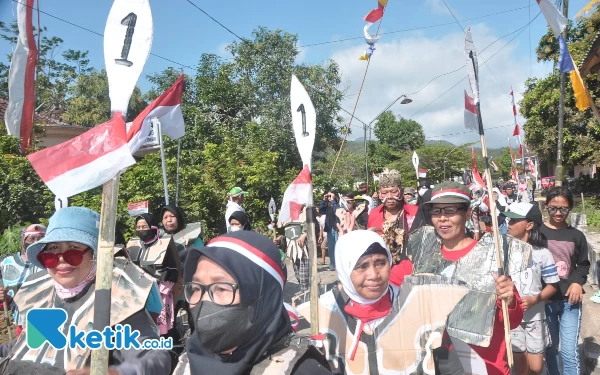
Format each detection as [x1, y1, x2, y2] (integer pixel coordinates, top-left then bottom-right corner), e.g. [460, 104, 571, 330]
[364, 95, 413, 185]
[443, 144, 462, 181]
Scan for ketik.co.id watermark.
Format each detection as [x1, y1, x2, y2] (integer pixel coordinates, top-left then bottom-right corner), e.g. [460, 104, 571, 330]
[27, 308, 172, 350]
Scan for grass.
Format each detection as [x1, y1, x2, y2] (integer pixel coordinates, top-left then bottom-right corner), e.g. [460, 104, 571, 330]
[572, 196, 600, 232]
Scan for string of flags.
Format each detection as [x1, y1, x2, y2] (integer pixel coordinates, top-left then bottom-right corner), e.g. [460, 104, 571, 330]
[537, 0, 591, 110]
[359, 0, 388, 60]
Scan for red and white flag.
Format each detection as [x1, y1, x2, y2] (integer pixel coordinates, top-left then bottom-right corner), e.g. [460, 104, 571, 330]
[418, 168, 427, 178]
[536, 0, 568, 38]
[471, 148, 485, 186]
[4, 0, 37, 152]
[464, 91, 478, 131]
[27, 113, 136, 197]
[491, 161, 499, 171]
[510, 87, 521, 136]
[127, 75, 185, 154]
[277, 165, 312, 225]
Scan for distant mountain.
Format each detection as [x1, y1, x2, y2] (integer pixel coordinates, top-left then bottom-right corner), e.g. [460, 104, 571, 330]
[425, 140, 454, 146]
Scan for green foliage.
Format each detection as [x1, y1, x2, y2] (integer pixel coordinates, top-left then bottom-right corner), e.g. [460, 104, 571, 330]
[0, 27, 345, 243]
[373, 111, 425, 151]
[0, 127, 54, 232]
[522, 7, 600, 165]
[0, 226, 21, 257]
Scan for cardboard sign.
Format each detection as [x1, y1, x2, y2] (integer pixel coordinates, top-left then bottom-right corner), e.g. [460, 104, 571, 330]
[127, 200, 149, 216]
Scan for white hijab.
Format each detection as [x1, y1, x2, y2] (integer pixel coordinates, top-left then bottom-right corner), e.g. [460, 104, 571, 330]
[334, 230, 393, 305]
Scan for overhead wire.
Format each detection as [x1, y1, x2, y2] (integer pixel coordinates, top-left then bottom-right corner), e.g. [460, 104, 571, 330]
[298, 5, 532, 48]
[10, 0, 196, 69]
[407, 10, 542, 120]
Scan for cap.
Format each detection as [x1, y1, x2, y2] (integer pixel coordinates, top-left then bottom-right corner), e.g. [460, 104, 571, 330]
[503, 202, 543, 225]
[423, 181, 471, 206]
[403, 187, 416, 195]
[228, 187, 248, 197]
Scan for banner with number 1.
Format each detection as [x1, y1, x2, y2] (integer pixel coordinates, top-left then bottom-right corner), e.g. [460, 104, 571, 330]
[104, 0, 153, 115]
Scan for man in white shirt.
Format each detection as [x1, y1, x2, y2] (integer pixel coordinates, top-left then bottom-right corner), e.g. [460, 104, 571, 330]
[225, 187, 248, 233]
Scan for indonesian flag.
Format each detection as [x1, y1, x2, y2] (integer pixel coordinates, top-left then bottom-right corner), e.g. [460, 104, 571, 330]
[519, 144, 524, 157]
[278, 165, 312, 225]
[471, 148, 485, 186]
[527, 159, 536, 176]
[127, 75, 185, 154]
[27, 113, 136, 197]
[510, 87, 520, 136]
[4, 0, 37, 152]
[464, 91, 478, 131]
[364, 3, 384, 23]
[418, 168, 427, 178]
[491, 161, 499, 171]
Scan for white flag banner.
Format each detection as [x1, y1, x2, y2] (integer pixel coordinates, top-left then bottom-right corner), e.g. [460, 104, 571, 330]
[464, 28, 480, 104]
[290, 75, 316, 171]
[412, 151, 419, 180]
[104, 0, 153, 114]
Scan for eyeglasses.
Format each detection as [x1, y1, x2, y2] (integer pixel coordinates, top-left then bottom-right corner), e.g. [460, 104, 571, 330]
[426, 206, 467, 216]
[184, 282, 239, 306]
[548, 206, 570, 215]
[37, 247, 91, 269]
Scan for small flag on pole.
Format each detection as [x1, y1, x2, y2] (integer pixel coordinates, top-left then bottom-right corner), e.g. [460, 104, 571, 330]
[491, 161, 499, 171]
[464, 90, 478, 131]
[277, 165, 312, 225]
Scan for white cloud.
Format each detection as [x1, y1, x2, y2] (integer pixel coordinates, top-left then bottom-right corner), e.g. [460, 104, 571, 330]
[330, 23, 545, 148]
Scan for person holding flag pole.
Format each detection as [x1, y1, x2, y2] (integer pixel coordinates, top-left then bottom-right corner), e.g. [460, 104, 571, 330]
[462, 28, 521, 373]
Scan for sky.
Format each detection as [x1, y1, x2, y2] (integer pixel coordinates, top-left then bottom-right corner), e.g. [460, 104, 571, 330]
[0, 0, 591, 148]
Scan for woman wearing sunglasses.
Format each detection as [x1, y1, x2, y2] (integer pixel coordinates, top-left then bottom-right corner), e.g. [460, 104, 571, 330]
[540, 187, 590, 375]
[0, 207, 171, 375]
[173, 231, 331, 375]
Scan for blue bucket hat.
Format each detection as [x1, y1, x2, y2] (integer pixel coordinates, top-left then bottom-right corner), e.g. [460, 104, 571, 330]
[26, 207, 100, 269]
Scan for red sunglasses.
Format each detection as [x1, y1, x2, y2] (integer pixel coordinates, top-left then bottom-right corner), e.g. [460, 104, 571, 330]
[36, 247, 91, 269]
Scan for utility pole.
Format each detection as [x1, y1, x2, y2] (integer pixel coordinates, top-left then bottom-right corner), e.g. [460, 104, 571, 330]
[555, 0, 569, 187]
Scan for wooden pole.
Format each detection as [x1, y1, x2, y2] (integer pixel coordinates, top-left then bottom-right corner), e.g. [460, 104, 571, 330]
[476, 101, 514, 372]
[305, 200, 319, 337]
[90, 175, 119, 375]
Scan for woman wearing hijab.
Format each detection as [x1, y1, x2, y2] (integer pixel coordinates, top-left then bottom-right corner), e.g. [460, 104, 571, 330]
[0, 207, 171, 374]
[128, 214, 183, 350]
[298, 229, 468, 374]
[173, 231, 331, 375]
[160, 205, 204, 258]
[228, 210, 252, 231]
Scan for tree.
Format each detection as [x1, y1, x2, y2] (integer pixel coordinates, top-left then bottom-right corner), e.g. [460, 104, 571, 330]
[373, 111, 425, 151]
[62, 69, 146, 126]
[496, 147, 515, 179]
[521, 7, 600, 165]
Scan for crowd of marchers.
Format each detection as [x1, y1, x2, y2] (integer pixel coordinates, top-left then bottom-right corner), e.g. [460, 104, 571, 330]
[0, 171, 589, 375]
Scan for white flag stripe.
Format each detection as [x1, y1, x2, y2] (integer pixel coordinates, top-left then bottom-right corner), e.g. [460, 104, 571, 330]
[45, 144, 135, 197]
[537, 0, 567, 38]
[128, 104, 184, 153]
[208, 240, 284, 288]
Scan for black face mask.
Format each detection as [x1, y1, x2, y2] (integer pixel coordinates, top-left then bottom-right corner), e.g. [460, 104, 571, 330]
[191, 301, 257, 355]
[136, 228, 157, 243]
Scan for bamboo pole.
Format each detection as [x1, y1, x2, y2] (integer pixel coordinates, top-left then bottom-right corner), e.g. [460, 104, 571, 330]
[475, 101, 515, 372]
[90, 175, 119, 375]
[305, 203, 319, 337]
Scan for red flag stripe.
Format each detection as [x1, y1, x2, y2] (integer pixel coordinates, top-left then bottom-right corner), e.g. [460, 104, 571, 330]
[464, 90, 477, 114]
[27, 113, 128, 182]
[207, 237, 285, 288]
[127, 75, 184, 142]
[364, 3, 385, 22]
